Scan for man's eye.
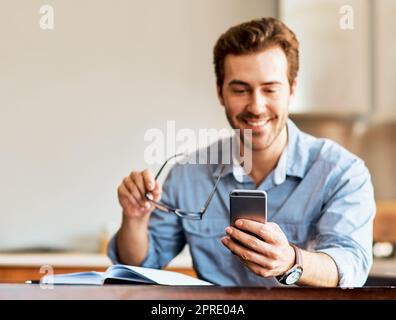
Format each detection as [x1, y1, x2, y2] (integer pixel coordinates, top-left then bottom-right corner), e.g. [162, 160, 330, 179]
[264, 89, 277, 94]
[232, 88, 249, 94]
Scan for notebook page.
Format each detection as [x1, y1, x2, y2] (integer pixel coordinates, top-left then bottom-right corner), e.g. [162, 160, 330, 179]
[122, 265, 213, 286]
[41, 271, 104, 285]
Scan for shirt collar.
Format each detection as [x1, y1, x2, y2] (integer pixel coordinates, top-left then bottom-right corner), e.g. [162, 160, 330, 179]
[213, 119, 309, 184]
[284, 119, 310, 180]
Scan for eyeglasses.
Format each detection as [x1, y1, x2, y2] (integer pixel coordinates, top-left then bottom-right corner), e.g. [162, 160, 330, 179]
[145, 153, 226, 220]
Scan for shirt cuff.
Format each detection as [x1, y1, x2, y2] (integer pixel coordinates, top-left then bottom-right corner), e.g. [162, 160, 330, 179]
[316, 247, 370, 287]
[107, 232, 160, 268]
[140, 232, 161, 268]
[107, 233, 121, 264]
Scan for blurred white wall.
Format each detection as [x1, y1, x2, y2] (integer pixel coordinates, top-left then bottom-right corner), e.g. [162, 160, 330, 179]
[280, 0, 371, 115]
[0, 0, 276, 251]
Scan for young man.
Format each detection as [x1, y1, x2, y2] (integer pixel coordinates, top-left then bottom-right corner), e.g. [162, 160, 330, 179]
[108, 17, 375, 287]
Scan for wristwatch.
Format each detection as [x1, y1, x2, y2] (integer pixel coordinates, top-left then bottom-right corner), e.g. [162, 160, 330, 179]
[276, 244, 303, 285]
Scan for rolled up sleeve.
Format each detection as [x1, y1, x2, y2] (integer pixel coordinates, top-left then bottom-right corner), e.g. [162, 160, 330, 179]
[107, 233, 120, 264]
[314, 159, 376, 287]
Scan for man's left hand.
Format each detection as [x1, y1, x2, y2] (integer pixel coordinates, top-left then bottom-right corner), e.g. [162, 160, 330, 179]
[221, 219, 296, 278]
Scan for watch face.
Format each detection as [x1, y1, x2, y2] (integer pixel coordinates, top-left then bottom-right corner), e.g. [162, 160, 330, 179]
[285, 268, 303, 285]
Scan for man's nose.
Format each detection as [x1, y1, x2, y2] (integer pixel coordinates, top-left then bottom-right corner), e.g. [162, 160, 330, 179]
[246, 90, 268, 115]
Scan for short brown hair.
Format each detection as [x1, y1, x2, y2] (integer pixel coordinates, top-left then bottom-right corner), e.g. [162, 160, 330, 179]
[213, 17, 299, 89]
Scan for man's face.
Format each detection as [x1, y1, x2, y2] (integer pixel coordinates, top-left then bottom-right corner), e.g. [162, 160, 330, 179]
[218, 46, 297, 151]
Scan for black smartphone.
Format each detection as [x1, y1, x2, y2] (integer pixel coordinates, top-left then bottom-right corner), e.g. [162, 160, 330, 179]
[229, 189, 267, 226]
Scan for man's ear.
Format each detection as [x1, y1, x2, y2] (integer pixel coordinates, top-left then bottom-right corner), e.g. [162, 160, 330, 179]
[217, 85, 225, 107]
[289, 78, 298, 105]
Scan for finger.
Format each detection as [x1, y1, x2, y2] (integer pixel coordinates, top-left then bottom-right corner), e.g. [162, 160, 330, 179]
[221, 236, 273, 269]
[118, 183, 138, 207]
[241, 260, 275, 278]
[130, 172, 147, 200]
[122, 176, 135, 195]
[131, 183, 151, 209]
[150, 180, 162, 202]
[125, 175, 146, 207]
[234, 219, 281, 244]
[142, 169, 155, 191]
[129, 183, 150, 209]
[225, 226, 277, 259]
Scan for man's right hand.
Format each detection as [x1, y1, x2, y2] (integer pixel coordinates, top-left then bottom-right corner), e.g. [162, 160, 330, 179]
[117, 169, 162, 220]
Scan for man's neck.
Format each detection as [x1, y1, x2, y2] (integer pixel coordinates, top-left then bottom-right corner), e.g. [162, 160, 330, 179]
[241, 125, 288, 187]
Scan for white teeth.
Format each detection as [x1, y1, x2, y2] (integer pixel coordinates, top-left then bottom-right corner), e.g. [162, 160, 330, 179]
[246, 120, 267, 127]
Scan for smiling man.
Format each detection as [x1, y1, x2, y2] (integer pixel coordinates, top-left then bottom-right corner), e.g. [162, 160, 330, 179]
[108, 17, 375, 287]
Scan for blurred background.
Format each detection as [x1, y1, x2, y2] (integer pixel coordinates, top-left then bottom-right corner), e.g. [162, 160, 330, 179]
[0, 0, 395, 283]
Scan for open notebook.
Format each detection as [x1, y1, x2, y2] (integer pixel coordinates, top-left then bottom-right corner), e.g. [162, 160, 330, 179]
[38, 264, 213, 286]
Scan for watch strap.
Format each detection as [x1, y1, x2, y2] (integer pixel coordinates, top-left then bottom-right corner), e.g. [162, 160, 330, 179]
[276, 244, 303, 285]
[290, 243, 302, 268]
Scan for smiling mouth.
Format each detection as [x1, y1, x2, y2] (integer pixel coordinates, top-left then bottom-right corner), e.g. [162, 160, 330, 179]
[243, 118, 271, 128]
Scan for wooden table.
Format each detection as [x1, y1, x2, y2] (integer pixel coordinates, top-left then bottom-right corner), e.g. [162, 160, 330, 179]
[1, 284, 396, 300]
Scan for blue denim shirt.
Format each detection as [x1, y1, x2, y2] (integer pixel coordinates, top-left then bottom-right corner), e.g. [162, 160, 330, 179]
[108, 120, 375, 287]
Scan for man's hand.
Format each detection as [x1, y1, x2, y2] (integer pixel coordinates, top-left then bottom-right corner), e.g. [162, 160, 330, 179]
[117, 169, 162, 221]
[221, 219, 295, 278]
[115, 169, 162, 266]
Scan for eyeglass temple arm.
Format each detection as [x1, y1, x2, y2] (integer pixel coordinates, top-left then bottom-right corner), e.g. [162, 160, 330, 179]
[200, 164, 226, 213]
[154, 153, 186, 180]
